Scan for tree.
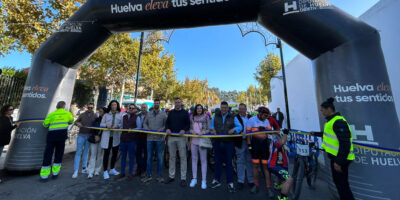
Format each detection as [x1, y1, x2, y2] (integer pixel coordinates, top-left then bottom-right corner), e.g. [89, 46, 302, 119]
[79, 33, 140, 107]
[72, 80, 94, 108]
[0, 0, 85, 56]
[254, 53, 281, 100]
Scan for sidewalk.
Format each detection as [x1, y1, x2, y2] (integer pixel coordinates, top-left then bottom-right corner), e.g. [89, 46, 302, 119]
[0, 150, 332, 200]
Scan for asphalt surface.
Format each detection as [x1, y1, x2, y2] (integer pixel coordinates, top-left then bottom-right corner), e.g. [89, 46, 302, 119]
[0, 152, 332, 200]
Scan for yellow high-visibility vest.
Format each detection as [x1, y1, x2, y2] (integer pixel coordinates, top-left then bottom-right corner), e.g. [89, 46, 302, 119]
[322, 115, 355, 160]
[43, 108, 74, 131]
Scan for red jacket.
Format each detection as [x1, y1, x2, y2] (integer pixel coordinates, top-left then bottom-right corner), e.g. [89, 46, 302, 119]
[268, 117, 280, 130]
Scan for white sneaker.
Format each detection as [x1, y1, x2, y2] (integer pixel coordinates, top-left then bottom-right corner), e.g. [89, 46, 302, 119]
[109, 168, 120, 176]
[201, 180, 207, 189]
[190, 179, 197, 188]
[72, 171, 78, 179]
[81, 168, 88, 174]
[94, 171, 100, 176]
[103, 171, 110, 179]
[88, 173, 93, 179]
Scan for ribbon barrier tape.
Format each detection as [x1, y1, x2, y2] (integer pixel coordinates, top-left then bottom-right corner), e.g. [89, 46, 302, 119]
[15, 119, 400, 155]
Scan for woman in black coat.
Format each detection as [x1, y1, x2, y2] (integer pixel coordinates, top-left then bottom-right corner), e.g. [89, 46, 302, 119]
[0, 105, 18, 154]
[0, 104, 18, 183]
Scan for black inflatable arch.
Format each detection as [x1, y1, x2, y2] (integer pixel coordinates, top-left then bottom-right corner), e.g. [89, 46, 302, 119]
[6, 0, 399, 199]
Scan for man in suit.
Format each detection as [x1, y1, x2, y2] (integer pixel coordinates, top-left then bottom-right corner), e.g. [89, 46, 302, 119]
[272, 108, 284, 128]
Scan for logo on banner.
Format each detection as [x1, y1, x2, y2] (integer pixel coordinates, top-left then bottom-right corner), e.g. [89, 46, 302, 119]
[22, 85, 49, 99]
[283, 0, 333, 16]
[350, 124, 378, 145]
[110, 0, 230, 14]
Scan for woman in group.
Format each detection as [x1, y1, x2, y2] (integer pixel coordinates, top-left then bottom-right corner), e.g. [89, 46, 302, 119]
[100, 100, 123, 179]
[87, 107, 107, 179]
[189, 104, 210, 189]
[0, 105, 18, 183]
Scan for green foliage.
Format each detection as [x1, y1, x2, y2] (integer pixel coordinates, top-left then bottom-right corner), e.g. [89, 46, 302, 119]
[254, 53, 281, 100]
[72, 81, 94, 108]
[0, 66, 28, 79]
[0, 0, 85, 56]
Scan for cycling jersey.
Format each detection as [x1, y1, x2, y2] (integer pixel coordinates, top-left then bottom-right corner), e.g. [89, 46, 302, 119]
[247, 116, 272, 164]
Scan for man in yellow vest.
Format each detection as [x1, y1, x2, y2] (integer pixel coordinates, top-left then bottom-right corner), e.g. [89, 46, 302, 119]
[40, 101, 74, 181]
[311, 97, 355, 200]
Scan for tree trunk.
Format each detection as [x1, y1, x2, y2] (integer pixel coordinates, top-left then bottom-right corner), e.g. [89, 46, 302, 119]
[150, 86, 154, 100]
[110, 85, 114, 102]
[93, 86, 99, 110]
[119, 79, 125, 104]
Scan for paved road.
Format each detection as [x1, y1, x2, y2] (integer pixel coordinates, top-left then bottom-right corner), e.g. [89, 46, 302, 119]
[0, 152, 333, 200]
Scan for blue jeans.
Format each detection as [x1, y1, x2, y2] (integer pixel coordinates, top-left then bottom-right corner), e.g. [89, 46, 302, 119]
[120, 141, 136, 175]
[213, 141, 235, 183]
[146, 141, 164, 176]
[235, 140, 254, 184]
[74, 135, 90, 171]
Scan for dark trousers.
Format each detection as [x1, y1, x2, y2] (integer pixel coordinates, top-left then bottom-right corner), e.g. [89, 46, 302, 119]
[213, 141, 235, 183]
[103, 137, 119, 171]
[135, 138, 147, 174]
[42, 136, 66, 166]
[120, 141, 136, 175]
[331, 159, 355, 200]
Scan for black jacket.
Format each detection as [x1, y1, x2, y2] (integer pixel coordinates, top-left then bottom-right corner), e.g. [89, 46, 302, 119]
[166, 109, 190, 136]
[89, 116, 103, 143]
[0, 116, 17, 146]
[316, 113, 351, 166]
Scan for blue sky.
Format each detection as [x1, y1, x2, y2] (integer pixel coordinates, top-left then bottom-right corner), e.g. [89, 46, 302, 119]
[0, 0, 379, 91]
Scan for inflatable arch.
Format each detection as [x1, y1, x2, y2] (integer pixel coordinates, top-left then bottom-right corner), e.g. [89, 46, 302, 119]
[5, 0, 399, 199]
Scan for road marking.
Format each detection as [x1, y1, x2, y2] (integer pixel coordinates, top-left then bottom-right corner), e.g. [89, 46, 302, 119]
[351, 185, 383, 193]
[349, 180, 373, 186]
[353, 191, 391, 200]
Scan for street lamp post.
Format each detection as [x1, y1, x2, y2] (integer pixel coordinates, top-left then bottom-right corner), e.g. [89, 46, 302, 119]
[133, 30, 174, 104]
[134, 32, 144, 105]
[237, 23, 291, 128]
[277, 38, 291, 129]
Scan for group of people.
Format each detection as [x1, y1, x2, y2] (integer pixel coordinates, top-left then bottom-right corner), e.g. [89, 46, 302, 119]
[36, 98, 292, 199]
[0, 96, 355, 200]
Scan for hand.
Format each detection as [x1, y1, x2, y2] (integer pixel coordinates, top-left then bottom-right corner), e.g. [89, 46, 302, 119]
[77, 122, 83, 128]
[334, 162, 342, 173]
[283, 129, 289, 135]
[166, 129, 172, 136]
[241, 131, 246, 136]
[211, 129, 217, 135]
[158, 128, 164, 132]
[15, 122, 20, 128]
[179, 130, 185, 136]
[106, 124, 112, 129]
[228, 129, 235, 135]
[95, 135, 100, 142]
[310, 131, 315, 136]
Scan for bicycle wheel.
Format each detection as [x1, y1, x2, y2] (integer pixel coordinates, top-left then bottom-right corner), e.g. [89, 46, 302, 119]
[307, 152, 319, 189]
[291, 156, 306, 200]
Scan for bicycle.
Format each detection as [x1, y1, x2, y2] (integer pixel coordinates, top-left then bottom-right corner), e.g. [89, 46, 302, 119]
[289, 134, 321, 200]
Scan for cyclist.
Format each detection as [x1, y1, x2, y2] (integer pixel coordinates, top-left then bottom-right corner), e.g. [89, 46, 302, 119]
[268, 129, 293, 200]
[246, 107, 274, 198]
